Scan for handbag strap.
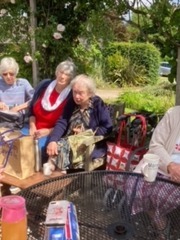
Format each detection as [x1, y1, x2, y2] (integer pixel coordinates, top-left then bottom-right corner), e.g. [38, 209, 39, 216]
[0, 128, 14, 136]
[131, 114, 147, 146]
[1, 133, 25, 168]
[116, 114, 147, 147]
[0, 129, 14, 145]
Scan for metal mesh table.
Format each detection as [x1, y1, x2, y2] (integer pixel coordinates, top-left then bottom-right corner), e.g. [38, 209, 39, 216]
[18, 171, 180, 240]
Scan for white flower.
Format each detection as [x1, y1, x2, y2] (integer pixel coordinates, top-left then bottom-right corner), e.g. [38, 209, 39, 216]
[42, 43, 47, 48]
[10, 0, 16, 3]
[24, 54, 33, 63]
[53, 32, 62, 40]
[65, 2, 71, 8]
[0, 9, 7, 17]
[57, 24, 65, 32]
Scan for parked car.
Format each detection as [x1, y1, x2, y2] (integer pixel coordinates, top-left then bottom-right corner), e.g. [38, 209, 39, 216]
[159, 62, 171, 76]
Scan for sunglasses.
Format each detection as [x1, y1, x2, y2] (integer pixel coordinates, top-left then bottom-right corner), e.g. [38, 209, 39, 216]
[2, 72, 15, 77]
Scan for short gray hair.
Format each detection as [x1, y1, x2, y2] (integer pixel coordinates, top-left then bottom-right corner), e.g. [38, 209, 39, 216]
[70, 74, 96, 96]
[55, 60, 77, 80]
[0, 57, 19, 76]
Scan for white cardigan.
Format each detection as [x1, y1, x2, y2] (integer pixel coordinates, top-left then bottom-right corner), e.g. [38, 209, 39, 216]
[135, 106, 180, 175]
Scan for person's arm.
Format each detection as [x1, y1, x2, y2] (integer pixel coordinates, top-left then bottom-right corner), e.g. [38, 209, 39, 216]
[29, 115, 37, 136]
[28, 79, 51, 118]
[0, 101, 9, 111]
[90, 96, 113, 136]
[9, 100, 31, 112]
[48, 96, 76, 143]
[148, 107, 179, 174]
[23, 78, 34, 102]
[46, 96, 76, 156]
[167, 162, 180, 182]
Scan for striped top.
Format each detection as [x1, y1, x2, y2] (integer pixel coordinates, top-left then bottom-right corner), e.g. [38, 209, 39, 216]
[0, 77, 34, 108]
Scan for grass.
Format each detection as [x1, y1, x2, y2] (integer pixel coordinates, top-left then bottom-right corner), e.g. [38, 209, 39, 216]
[107, 77, 175, 114]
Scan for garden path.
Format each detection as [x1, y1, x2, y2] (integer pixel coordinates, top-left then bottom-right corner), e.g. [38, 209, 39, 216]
[97, 87, 142, 100]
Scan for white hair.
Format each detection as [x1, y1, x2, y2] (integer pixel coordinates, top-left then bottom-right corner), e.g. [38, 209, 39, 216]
[70, 74, 96, 96]
[55, 59, 77, 80]
[0, 57, 19, 76]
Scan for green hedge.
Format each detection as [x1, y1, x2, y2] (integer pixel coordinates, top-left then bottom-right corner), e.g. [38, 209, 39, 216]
[103, 42, 161, 85]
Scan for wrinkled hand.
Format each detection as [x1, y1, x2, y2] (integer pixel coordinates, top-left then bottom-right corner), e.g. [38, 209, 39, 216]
[47, 142, 58, 156]
[0, 102, 9, 111]
[34, 129, 51, 139]
[167, 162, 180, 183]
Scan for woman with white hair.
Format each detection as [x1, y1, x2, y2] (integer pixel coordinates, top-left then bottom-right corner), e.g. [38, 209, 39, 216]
[0, 57, 34, 113]
[22, 59, 77, 162]
[46, 74, 113, 169]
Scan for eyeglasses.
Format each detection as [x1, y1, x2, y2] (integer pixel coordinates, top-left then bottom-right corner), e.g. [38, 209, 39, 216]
[2, 72, 15, 77]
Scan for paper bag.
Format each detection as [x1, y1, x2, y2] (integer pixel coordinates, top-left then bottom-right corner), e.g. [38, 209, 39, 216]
[0, 132, 36, 179]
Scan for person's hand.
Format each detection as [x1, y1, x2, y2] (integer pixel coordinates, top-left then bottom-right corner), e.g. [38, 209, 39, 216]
[9, 106, 19, 112]
[29, 125, 37, 137]
[47, 142, 58, 156]
[73, 124, 85, 135]
[34, 128, 52, 139]
[0, 101, 9, 111]
[167, 162, 180, 183]
[73, 127, 82, 135]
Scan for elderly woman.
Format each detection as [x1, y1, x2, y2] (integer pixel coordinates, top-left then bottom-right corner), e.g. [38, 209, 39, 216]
[47, 74, 113, 169]
[28, 59, 76, 138]
[21, 59, 77, 162]
[123, 106, 180, 239]
[0, 57, 34, 128]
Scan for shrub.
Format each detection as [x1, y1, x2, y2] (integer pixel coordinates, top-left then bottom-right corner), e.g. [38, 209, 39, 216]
[117, 83, 175, 114]
[73, 41, 106, 87]
[103, 42, 161, 85]
[105, 52, 148, 86]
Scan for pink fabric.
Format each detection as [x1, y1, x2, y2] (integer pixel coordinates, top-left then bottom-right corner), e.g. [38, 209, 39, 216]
[124, 174, 180, 219]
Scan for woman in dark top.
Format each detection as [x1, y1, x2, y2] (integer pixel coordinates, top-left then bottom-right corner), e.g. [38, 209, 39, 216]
[47, 74, 113, 169]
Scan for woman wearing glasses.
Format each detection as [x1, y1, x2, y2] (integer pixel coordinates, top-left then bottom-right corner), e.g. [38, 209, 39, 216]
[0, 57, 34, 112]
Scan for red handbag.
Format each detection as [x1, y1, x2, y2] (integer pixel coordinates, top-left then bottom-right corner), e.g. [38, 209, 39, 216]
[106, 114, 148, 172]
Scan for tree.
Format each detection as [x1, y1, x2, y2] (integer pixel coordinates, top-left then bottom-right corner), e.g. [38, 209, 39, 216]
[0, 0, 179, 91]
[118, 0, 180, 103]
[0, 0, 129, 83]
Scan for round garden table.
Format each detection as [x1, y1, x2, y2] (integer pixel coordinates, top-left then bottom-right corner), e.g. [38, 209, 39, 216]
[18, 170, 180, 240]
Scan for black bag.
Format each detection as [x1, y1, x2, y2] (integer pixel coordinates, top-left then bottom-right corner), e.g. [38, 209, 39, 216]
[0, 111, 25, 129]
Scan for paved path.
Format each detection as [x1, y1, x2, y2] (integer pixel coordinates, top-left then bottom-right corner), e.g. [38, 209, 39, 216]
[97, 87, 142, 100]
[96, 89, 121, 100]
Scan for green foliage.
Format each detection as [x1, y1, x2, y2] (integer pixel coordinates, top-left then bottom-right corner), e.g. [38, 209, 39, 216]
[73, 41, 106, 87]
[117, 82, 175, 114]
[105, 52, 148, 86]
[103, 42, 160, 85]
[0, 0, 178, 88]
[129, 0, 179, 83]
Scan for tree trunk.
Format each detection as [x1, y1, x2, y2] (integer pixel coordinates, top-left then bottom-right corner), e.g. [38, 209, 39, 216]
[175, 46, 180, 105]
[29, 0, 39, 87]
